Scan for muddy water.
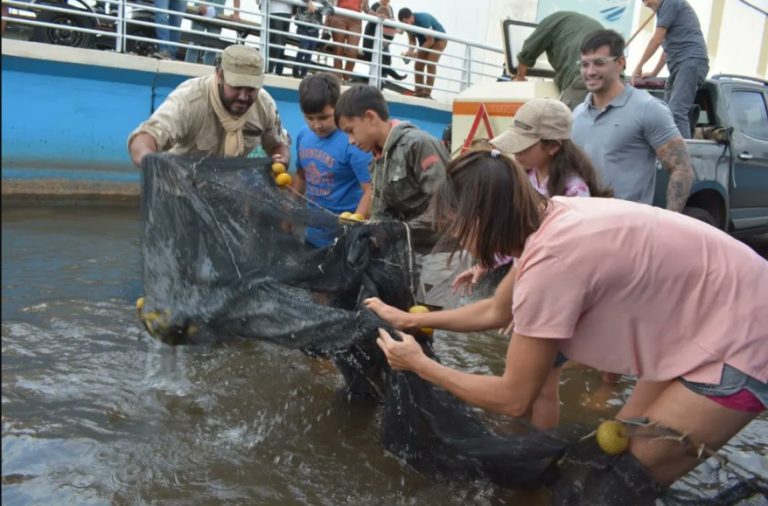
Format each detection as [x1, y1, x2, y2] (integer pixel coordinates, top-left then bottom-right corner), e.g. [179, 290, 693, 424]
[2, 207, 766, 505]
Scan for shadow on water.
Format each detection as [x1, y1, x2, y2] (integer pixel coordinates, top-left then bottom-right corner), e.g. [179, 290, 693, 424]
[2, 207, 766, 505]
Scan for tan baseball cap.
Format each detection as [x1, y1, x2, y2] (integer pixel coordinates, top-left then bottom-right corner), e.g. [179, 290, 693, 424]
[490, 98, 572, 154]
[220, 45, 265, 89]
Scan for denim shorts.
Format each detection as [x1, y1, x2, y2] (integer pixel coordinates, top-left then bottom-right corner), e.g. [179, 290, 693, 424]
[680, 364, 768, 412]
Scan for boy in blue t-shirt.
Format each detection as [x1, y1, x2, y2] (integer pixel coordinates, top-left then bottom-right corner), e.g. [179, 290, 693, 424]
[295, 73, 373, 247]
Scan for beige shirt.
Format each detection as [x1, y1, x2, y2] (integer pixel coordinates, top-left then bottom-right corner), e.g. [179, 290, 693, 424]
[128, 74, 288, 158]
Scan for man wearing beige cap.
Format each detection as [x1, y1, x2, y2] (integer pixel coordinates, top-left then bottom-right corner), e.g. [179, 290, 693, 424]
[128, 44, 290, 167]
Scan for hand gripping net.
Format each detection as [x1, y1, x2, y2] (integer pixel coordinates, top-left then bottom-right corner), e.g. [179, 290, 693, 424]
[138, 154, 766, 505]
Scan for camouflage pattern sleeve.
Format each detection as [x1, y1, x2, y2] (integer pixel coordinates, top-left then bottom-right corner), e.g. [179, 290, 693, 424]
[410, 133, 448, 197]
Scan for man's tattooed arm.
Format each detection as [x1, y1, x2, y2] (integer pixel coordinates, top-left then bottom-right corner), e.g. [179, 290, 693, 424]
[656, 137, 695, 212]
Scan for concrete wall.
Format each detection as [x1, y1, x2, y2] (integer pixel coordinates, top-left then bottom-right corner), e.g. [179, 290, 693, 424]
[1, 39, 451, 197]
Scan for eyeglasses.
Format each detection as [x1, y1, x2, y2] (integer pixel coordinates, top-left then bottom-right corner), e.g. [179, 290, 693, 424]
[576, 56, 619, 70]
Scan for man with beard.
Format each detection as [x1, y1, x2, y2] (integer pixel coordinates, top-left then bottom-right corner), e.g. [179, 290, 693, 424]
[571, 30, 693, 212]
[128, 45, 290, 166]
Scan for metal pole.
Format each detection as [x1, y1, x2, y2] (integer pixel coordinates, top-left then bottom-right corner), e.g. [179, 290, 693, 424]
[261, 0, 270, 64]
[115, 0, 125, 52]
[461, 45, 472, 90]
[368, 21, 383, 88]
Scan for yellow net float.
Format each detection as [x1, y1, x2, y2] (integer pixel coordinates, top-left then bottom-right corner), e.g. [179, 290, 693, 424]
[339, 211, 366, 223]
[275, 172, 292, 187]
[408, 305, 433, 336]
[596, 420, 630, 455]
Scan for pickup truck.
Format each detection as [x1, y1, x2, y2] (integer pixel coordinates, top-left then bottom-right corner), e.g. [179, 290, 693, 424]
[645, 74, 768, 238]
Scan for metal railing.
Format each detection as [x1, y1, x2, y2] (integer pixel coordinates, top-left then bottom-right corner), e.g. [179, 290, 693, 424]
[2, 0, 506, 98]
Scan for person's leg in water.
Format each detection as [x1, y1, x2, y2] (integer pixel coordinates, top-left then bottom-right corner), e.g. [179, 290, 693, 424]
[622, 378, 759, 485]
[531, 365, 562, 429]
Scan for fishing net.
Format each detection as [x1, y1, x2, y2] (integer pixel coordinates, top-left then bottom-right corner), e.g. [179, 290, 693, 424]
[138, 153, 767, 505]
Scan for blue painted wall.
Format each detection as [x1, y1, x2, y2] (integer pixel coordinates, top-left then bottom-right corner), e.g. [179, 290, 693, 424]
[1, 53, 451, 184]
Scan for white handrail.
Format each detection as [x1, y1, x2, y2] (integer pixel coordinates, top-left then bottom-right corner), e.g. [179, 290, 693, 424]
[2, 0, 506, 98]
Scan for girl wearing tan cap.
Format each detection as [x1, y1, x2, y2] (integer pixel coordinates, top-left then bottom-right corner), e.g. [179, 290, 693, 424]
[454, 98, 611, 296]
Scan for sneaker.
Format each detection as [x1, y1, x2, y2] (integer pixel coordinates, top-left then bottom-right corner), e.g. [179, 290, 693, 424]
[152, 50, 173, 60]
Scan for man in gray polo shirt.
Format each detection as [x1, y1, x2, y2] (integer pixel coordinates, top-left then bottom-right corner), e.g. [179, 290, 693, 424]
[631, 0, 709, 138]
[572, 30, 694, 211]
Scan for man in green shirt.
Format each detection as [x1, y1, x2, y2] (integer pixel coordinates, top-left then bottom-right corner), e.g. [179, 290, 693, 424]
[515, 11, 603, 109]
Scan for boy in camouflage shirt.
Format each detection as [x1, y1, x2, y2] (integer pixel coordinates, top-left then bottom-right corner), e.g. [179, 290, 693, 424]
[335, 85, 464, 307]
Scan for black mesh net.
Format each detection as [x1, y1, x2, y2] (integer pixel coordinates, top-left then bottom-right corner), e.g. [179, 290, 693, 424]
[139, 153, 767, 505]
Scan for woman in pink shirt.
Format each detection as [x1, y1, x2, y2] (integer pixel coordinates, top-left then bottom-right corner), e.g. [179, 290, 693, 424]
[364, 149, 768, 487]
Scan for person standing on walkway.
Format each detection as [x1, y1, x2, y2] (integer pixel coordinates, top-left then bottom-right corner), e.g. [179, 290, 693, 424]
[185, 0, 241, 66]
[325, 0, 374, 80]
[514, 11, 603, 110]
[293, 0, 334, 78]
[361, 0, 406, 81]
[398, 7, 446, 99]
[631, 0, 709, 138]
[153, 0, 186, 59]
[261, 0, 295, 75]
[572, 30, 694, 212]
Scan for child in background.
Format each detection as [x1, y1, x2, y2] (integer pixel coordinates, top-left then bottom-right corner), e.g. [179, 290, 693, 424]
[294, 73, 373, 247]
[293, 0, 334, 78]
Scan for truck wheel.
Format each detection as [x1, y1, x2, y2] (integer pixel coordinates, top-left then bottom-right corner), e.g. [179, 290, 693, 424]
[683, 206, 717, 227]
[32, 4, 94, 48]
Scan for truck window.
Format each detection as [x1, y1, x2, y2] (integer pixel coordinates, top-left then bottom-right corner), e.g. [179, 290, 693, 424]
[730, 90, 768, 139]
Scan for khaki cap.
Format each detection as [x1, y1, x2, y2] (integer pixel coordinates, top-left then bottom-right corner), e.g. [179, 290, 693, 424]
[491, 98, 572, 154]
[220, 45, 265, 89]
